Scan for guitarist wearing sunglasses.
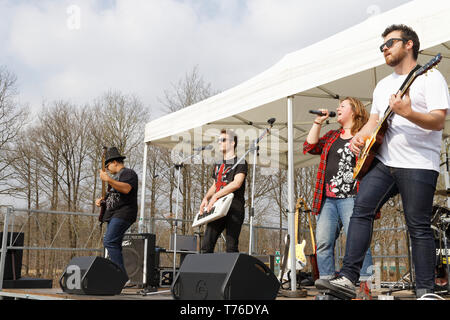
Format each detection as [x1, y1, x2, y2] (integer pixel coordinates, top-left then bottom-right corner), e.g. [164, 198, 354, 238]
[316, 24, 450, 299]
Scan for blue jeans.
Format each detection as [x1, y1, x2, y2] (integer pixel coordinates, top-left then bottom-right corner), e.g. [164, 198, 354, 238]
[340, 159, 438, 290]
[316, 197, 373, 280]
[103, 217, 133, 275]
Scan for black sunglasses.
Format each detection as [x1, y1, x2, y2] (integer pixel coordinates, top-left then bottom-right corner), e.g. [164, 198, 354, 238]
[379, 38, 407, 52]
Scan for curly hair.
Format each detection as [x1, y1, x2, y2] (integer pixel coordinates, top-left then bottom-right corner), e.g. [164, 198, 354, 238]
[382, 24, 420, 60]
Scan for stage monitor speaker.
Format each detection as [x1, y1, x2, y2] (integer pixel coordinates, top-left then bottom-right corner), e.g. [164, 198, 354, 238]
[122, 233, 158, 288]
[252, 254, 275, 272]
[0, 232, 24, 280]
[59, 256, 128, 295]
[171, 253, 280, 300]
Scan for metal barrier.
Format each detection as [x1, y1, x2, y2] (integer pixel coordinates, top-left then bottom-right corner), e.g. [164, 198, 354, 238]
[1, 206, 416, 290]
[0, 207, 103, 290]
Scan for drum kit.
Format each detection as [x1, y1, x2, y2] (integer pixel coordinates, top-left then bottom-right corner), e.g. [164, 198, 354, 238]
[431, 204, 450, 292]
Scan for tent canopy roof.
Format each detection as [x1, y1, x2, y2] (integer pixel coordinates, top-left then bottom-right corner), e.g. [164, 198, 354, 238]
[144, 0, 450, 169]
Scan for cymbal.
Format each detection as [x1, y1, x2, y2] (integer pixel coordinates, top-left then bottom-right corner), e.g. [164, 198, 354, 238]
[435, 189, 450, 196]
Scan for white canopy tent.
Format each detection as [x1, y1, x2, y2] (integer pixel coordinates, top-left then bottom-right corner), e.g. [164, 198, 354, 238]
[140, 0, 450, 292]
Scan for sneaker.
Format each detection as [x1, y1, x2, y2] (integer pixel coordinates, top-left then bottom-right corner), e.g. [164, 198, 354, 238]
[315, 276, 356, 299]
[123, 280, 134, 288]
[416, 288, 434, 299]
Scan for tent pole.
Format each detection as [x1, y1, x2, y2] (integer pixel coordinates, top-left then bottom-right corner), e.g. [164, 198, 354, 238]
[287, 96, 297, 291]
[249, 145, 258, 255]
[138, 142, 148, 234]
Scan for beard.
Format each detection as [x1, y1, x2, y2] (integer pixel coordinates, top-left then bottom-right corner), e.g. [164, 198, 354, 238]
[385, 47, 407, 67]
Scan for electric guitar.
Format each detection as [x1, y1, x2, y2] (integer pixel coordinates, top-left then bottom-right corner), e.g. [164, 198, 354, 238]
[353, 53, 443, 180]
[98, 146, 108, 223]
[281, 198, 307, 280]
[301, 197, 320, 281]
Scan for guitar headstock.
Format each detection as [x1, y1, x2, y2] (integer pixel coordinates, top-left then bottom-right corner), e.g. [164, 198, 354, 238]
[101, 146, 108, 171]
[296, 197, 311, 213]
[415, 53, 442, 77]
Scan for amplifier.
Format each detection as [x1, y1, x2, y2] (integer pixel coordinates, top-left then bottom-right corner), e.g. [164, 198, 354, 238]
[0, 232, 24, 280]
[122, 233, 158, 288]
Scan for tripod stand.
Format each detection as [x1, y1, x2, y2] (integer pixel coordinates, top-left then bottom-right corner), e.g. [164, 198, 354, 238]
[387, 229, 415, 294]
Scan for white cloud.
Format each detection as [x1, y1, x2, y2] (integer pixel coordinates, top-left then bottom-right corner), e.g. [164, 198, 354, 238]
[1, 0, 412, 119]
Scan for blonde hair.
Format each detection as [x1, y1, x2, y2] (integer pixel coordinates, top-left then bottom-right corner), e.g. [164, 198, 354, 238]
[341, 97, 369, 135]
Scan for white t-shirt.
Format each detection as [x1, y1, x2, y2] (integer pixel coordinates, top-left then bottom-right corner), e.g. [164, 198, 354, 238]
[371, 68, 450, 172]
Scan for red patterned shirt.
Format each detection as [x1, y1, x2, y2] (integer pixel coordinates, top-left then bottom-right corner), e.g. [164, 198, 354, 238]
[303, 129, 360, 215]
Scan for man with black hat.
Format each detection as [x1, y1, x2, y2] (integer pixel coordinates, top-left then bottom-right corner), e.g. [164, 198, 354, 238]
[95, 147, 138, 277]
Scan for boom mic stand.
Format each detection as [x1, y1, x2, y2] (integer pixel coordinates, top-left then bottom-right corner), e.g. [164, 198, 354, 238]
[148, 145, 212, 295]
[230, 118, 275, 255]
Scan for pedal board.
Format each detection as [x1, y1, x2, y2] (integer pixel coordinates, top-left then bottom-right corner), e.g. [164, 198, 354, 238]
[315, 292, 342, 300]
[316, 289, 353, 300]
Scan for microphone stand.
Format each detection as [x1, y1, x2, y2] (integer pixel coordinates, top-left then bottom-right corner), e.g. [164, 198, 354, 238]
[152, 146, 210, 288]
[231, 118, 275, 255]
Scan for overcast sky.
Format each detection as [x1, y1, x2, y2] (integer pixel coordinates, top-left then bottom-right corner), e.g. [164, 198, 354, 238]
[1, 0, 413, 120]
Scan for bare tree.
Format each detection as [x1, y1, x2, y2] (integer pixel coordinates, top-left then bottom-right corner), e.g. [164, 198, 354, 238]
[159, 66, 216, 234]
[91, 90, 150, 168]
[0, 66, 29, 195]
[160, 65, 214, 113]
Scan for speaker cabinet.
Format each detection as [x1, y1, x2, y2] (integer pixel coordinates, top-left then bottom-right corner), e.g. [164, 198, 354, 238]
[0, 232, 24, 280]
[170, 234, 198, 252]
[171, 253, 280, 300]
[59, 256, 128, 295]
[122, 233, 158, 288]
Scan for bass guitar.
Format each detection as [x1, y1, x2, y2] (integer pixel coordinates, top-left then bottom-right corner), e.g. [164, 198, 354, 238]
[353, 53, 442, 180]
[98, 146, 108, 223]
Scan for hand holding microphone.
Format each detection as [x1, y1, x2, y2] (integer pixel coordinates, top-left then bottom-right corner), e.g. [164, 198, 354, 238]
[309, 109, 335, 125]
[309, 110, 336, 117]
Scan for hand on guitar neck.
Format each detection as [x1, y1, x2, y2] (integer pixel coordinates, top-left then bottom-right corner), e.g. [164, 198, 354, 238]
[352, 54, 443, 181]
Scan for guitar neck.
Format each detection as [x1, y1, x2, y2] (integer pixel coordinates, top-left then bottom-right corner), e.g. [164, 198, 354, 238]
[374, 68, 418, 133]
[101, 146, 107, 198]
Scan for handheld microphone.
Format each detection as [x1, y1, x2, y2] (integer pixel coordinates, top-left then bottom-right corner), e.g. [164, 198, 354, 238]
[193, 144, 214, 151]
[309, 110, 336, 117]
[267, 118, 276, 125]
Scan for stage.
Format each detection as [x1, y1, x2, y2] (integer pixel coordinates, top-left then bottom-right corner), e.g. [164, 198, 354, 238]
[0, 285, 446, 301]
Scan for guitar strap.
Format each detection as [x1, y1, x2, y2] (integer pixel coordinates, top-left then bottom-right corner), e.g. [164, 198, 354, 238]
[383, 64, 422, 116]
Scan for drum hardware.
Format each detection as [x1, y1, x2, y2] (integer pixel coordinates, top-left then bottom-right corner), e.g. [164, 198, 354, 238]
[386, 228, 416, 294]
[432, 206, 450, 294]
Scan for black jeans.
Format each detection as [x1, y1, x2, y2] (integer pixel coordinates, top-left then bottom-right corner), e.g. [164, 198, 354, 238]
[201, 209, 245, 253]
[340, 159, 438, 290]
